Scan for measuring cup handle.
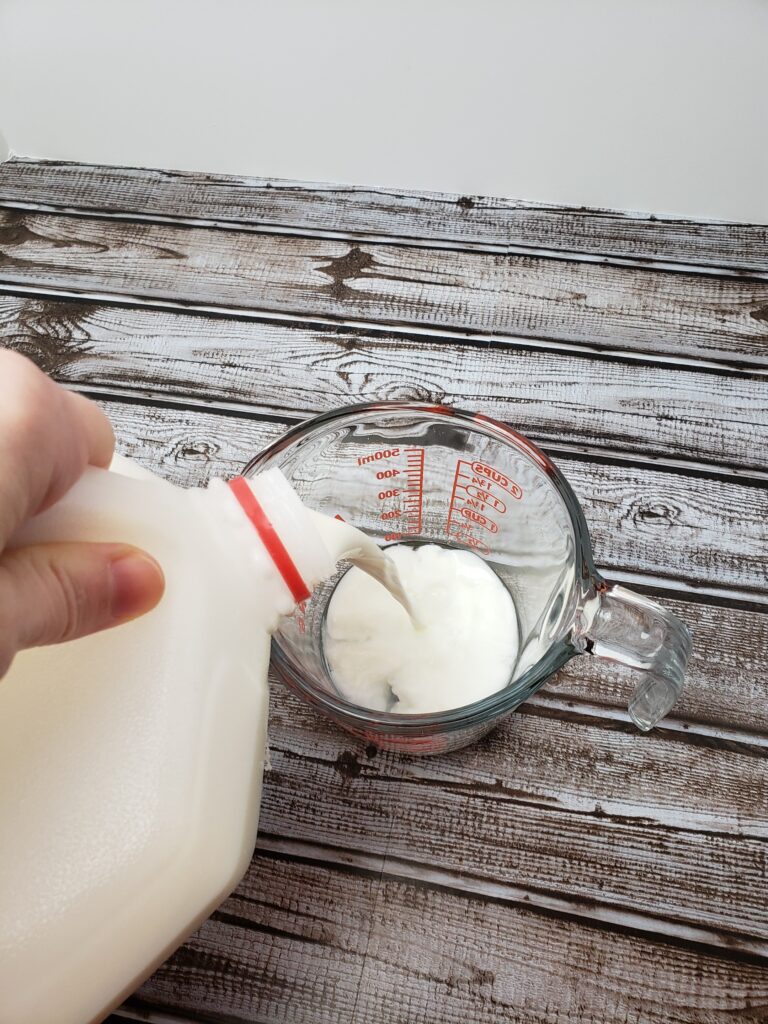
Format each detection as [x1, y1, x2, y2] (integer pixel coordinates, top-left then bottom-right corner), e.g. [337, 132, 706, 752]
[578, 583, 692, 730]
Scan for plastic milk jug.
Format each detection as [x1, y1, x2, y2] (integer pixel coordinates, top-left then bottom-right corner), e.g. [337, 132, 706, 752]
[0, 458, 341, 1024]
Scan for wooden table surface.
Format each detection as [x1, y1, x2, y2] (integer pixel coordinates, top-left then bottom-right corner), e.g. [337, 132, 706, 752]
[1, 159, 767, 1024]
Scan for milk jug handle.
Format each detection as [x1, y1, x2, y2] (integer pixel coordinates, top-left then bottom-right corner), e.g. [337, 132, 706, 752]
[577, 583, 692, 731]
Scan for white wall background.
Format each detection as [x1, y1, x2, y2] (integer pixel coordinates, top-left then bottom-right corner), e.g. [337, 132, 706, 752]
[1, 0, 767, 222]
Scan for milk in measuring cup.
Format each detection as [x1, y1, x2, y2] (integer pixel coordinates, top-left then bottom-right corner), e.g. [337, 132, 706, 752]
[324, 543, 520, 714]
[310, 510, 416, 619]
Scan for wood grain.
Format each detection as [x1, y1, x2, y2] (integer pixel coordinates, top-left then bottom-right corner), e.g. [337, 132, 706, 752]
[2, 209, 768, 366]
[2, 160, 767, 274]
[107, 1015, 190, 1024]
[1, 295, 765, 475]
[49, 393, 749, 720]
[131, 851, 768, 1024]
[102, 390, 768, 1016]
[259, 685, 768, 940]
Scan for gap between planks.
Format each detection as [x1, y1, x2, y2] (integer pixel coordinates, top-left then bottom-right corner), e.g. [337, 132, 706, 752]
[260, 685, 768, 942]
[0, 282, 763, 379]
[1, 208, 766, 368]
[4, 161, 765, 1015]
[2, 158, 767, 276]
[250, 835, 768, 961]
[59, 379, 768, 488]
[134, 849, 768, 1024]
[264, 697, 768, 838]
[2, 289, 767, 482]
[53, 376, 768, 746]
[109, 1014, 193, 1024]
[523, 693, 768, 749]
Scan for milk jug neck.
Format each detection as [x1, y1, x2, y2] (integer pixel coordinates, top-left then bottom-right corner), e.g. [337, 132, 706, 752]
[205, 468, 336, 616]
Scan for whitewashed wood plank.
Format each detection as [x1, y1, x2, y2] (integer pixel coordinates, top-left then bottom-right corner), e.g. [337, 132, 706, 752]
[254, 833, 768, 954]
[1, 209, 767, 365]
[5, 162, 765, 1024]
[34, 393, 768, 1015]
[84, 395, 768, 729]
[1, 160, 766, 274]
[133, 852, 768, 1024]
[87, 400, 768, 945]
[1, 296, 765, 475]
[258, 684, 768, 939]
[102, 397, 282, 484]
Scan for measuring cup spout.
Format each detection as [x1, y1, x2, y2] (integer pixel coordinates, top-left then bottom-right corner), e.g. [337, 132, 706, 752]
[575, 583, 692, 730]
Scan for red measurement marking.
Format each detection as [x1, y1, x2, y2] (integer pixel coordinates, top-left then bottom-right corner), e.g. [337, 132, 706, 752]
[356, 447, 400, 466]
[458, 531, 491, 555]
[446, 461, 461, 540]
[403, 447, 424, 535]
[357, 446, 424, 536]
[445, 458, 520, 550]
[460, 507, 498, 532]
[465, 485, 506, 513]
[470, 461, 522, 500]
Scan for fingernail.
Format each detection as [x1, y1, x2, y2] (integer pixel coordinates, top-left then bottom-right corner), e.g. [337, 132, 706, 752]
[109, 549, 165, 624]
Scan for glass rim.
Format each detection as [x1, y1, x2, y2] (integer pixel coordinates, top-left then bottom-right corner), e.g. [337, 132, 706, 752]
[245, 402, 600, 729]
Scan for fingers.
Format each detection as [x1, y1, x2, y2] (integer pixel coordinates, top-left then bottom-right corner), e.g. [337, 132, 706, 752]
[0, 542, 165, 676]
[0, 354, 160, 680]
[0, 352, 115, 544]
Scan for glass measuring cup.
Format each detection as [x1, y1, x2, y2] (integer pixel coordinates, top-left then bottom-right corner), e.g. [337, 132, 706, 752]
[244, 403, 692, 754]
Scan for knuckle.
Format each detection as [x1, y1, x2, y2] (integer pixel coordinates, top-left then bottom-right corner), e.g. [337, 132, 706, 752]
[0, 366, 54, 461]
[46, 561, 89, 643]
[3, 388, 44, 444]
[2, 355, 48, 418]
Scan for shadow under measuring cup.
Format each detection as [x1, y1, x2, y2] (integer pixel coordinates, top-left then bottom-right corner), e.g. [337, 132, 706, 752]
[244, 403, 692, 755]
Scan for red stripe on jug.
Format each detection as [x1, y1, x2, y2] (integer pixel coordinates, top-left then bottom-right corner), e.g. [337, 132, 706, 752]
[228, 476, 310, 603]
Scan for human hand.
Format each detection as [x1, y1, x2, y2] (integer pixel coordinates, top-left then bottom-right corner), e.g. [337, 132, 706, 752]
[0, 351, 165, 677]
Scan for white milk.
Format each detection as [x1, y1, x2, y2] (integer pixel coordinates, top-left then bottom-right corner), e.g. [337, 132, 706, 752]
[0, 460, 403, 1024]
[324, 544, 520, 714]
[309, 510, 416, 621]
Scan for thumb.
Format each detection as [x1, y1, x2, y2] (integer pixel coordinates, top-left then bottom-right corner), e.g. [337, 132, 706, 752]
[0, 542, 165, 674]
